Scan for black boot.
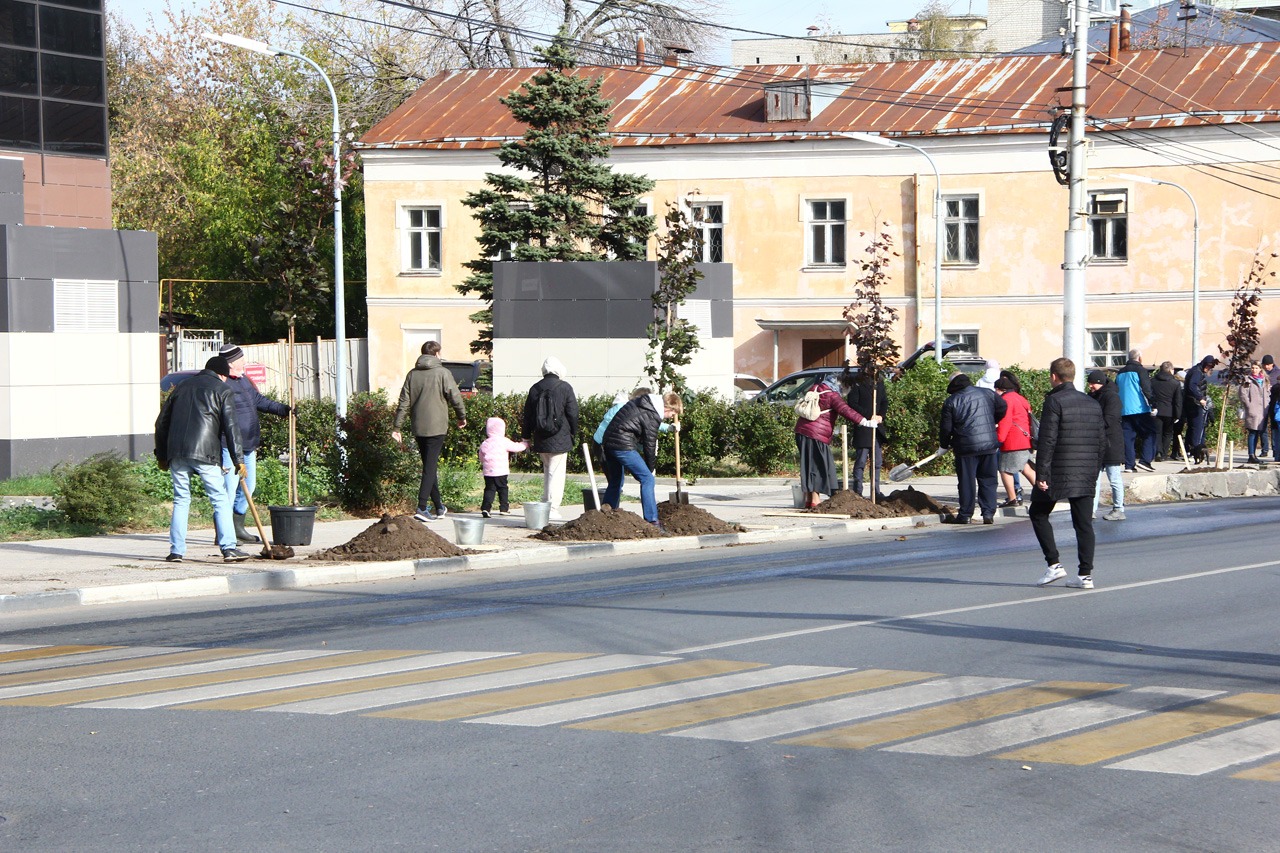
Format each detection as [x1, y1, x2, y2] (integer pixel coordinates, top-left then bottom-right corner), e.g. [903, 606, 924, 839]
[233, 512, 260, 544]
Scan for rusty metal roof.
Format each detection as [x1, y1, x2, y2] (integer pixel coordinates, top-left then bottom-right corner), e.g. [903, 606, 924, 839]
[359, 43, 1280, 150]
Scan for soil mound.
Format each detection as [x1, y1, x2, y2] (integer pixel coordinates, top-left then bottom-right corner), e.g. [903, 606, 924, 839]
[811, 487, 952, 519]
[657, 501, 745, 536]
[533, 507, 664, 542]
[315, 514, 465, 562]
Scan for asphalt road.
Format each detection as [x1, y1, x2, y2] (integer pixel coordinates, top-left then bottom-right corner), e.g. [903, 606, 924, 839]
[2, 498, 1279, 852]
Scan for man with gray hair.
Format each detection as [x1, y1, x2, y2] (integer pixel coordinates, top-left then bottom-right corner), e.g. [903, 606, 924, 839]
[1115, 348, 1157, 472]
[523, 357, 579, 520]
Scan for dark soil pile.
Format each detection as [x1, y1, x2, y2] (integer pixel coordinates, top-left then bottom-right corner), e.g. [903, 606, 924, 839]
[657, 501, 746, 536]
[314, 514, 466, 562]
[811, 487, 953, 519]
[533, 507, 664, 542]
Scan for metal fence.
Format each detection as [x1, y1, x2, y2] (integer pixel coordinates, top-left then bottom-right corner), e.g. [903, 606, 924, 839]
[235, 338, 369, 402]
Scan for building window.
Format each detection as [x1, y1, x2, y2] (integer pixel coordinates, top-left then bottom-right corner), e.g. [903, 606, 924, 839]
[1089, 328, 1129, 368]
[690, 202, 723, 263]
[1089, 190, 1128, 261]
[54, 279, 117, 332]
[943, 195, 979, 264]
[402, 206, 441, 272]
[942, 330, 980, 354]
[807, 199, 846, 267]
[607, 200, 649, 259]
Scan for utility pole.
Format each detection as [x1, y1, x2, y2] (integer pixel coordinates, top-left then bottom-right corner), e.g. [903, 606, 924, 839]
[1062, 0, 1092, 385]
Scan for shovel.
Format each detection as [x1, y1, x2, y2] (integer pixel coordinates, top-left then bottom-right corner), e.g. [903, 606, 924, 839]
[888, 447, 947, 483]
[669, 417, 688, 504]
[240, 470, 294, 560]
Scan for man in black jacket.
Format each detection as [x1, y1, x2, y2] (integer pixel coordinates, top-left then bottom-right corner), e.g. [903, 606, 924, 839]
[1034, 358, 1107, 589]
[1183, 355, 1218, 462]
[601, 392, 678, 527]
[846, 370, 888, 500]
[522, 357, 579, 521]
[155, 356, 249, 563]
[1087, 370, 1126, 521]
[218, 344, 290, 543]
[939, 373, 1007, 525]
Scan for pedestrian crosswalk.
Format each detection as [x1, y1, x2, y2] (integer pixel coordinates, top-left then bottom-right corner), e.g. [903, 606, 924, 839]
[2, 642, 1279, 781]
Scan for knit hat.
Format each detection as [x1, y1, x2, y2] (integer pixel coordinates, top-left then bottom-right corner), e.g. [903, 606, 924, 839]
[205, 355, 231, 377]
[1199, 355, 1220, 368]
[1087, 370, 1107, 385]
[218, 344, 244, 363]
[1264, 354, 1275, 367]
[541, 356, 566, 377]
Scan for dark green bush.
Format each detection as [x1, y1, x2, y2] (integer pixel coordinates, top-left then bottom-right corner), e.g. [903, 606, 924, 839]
[884, 359, 953, 473]
[332, 390, 420, 513]
[51, 452, 150, 529]
[727, 399, 797, 475]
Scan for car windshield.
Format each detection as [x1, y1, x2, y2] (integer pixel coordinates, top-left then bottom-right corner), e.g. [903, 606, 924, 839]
[765, 374, 824, 402]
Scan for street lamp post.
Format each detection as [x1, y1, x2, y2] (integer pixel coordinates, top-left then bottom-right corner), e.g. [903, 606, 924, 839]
[204, 32, 348, 421]
[1111, 173, 1200, 368]
[841, 132, 945, 364]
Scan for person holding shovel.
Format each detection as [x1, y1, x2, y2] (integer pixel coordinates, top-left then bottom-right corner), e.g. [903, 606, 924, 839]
[846, 370, 887, 501]
[794, 375, 881, 510]
[601, 391, 681, 529]
[217, 344, 290, 545]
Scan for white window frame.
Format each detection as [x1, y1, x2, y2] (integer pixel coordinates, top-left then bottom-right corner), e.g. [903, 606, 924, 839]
[1088, 189, 1128, 262]
[54, 279, 118, 333]
[397, 202, 445, 274]
[942, 192, 981, 266]
[800, 196, 849, 269]
[606, 197, 651, 259]
[941, 329, 980, 354]
[689, 200, 725, 263]
[1088, 327, 1129, 368]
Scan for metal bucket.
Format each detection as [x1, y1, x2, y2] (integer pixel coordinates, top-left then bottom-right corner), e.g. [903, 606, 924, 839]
[523, 501, 551, 529]
[452, 517, 485, 547]
[790, 483, 806, 509]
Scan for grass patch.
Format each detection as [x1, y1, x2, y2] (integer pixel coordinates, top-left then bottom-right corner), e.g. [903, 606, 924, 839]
[0, 473, 57, 496]
[0, 506, 100, 540]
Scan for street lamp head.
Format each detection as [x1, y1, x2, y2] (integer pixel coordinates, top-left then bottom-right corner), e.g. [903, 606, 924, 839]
[203, 32, 284, 57]
[840, 131, 901, 149]
[1107, 172, 1164, 186]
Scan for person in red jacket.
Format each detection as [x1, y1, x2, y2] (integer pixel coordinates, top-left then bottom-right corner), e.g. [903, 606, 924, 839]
[794, 375, 881, 509]
[994, 376, 1034, 507]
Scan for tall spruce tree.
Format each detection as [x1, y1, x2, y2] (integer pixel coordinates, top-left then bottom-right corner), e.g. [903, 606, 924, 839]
[459, 31, 655, 355]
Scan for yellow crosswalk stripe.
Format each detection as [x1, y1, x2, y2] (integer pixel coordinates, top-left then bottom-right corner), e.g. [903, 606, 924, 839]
[174, 653, 590, 711]
[999, 693, 1280, 765]
[0, 645, 115, 664]
[570, 669, 937, 734]
[0, 650, 423, 707]
[1234, 760, 1280, 781]
[781, 682, 1123, 750]
[370, 659, 763, 722]
[0, 648, 263, 688]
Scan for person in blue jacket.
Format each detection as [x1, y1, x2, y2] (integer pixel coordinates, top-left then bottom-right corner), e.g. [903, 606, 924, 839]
[1114, 349, 1157, 472]
[218, 344, 291, 544]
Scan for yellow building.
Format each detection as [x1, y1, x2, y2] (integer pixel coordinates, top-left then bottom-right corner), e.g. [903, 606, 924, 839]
[358, 45, 1280, 394]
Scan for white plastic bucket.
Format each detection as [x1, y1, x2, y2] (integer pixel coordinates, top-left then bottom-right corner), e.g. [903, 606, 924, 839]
[452, 517, 485, 547]
[523, 501, 551, 529]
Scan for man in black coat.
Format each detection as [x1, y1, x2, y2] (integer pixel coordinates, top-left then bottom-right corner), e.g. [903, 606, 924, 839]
[218, 344, 290, 543]
[1087, 370, 1126, 522]
[1034, 358, 1107, 589]
[1183, 355, 1218, 461]
[939, 373, 1007, 525]
[846, 371, 888, 500]
[521, 356, 579, 520]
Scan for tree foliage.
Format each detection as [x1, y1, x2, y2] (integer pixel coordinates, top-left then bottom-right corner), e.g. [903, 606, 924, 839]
[844, 224, 902, 383]
[891, 1, 992, 60]
[459, 32, 656, 354]
[646, 197, 703, 393]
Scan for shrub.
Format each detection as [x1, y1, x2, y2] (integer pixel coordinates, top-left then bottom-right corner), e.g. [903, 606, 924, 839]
[884, 359, 953, 473]
[438, 461, 481, 510]
[332, 390, 420, 513]
[729, 400, 797, 475]
[51, 452, 150, 529]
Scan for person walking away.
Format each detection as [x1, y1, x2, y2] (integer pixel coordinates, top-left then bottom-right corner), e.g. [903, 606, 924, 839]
[845, 370, 887, 500]
[939, 372, 1007, 524]
[1261, 355, 1280, 458]
[522, 357, 579, 521]
[976, 359, 1000, 390]
[994, 376, 1033, 508]
[1087, 370, 1126, 521]
[1149, 361, 1183, 462]
[1115, 349, 1157, 472]
[478, 416, 527, 517]
[601, 392, 681, 528]
[217, 344, 290, 544]
[1033, 358, 1108, 589]
[1240, 361, 1268, 464]
[391, 340, 467, 523]
[1183, 355, 1218, 463]
[154, 355, 250, 563]
[1270, 375, 1280, 463]
[794, 375, 880, 509]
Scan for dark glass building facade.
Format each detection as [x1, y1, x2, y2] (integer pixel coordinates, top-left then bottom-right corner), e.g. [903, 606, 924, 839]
[0, 0, 105, 156]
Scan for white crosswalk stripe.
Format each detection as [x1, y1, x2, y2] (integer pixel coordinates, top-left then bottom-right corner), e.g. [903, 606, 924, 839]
[0, 646, 194, 675]
[672, 676, 1026, 743]
[0, 644, 42, 653]
[77, 652, 515, 710]
[262, 654, 676, 716]
[0, 649, 347, 700]
[471, 665, 851, 727]
[1107, 719, 1280, 775]
[883, 686, 1224, 756]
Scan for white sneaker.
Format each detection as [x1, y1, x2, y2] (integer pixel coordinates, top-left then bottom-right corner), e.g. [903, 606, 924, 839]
[1037, 564, 1067, 586]
[1065, 574, 1094, 589]
[548, 508, 564, 521]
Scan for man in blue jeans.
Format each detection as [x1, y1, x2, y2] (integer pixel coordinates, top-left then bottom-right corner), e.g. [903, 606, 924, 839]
[217, 344, 290, 544]
[600, 391, 679, 528]
[155, 355, 249, 563]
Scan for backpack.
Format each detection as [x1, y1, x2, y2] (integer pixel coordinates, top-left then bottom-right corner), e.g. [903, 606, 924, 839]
[534, 386, 562, 435]
[795, 389, 825, 422]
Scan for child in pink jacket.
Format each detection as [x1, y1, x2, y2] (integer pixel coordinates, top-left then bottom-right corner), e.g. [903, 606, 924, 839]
[478, 416, 527, 517]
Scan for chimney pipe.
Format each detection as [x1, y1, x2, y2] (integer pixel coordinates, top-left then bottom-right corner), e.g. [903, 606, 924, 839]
[1120, 5, 1132, 51]
[636, 36, 646, 65]
[663, 44, 692, 66]
[1108, 21, 1119, 64]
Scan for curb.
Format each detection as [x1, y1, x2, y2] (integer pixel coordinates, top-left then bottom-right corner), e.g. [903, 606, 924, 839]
[0, 513, 941, 615]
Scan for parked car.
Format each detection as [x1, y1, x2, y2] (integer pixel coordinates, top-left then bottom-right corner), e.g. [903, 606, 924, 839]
[159, 370, 200, 392]
[753, 340, 987, 406]
[733, 373, 767, 401]
[442, 359, 491, 397]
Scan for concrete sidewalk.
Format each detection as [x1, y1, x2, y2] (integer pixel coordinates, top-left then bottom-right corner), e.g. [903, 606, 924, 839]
[0, 456, 1247, 613]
